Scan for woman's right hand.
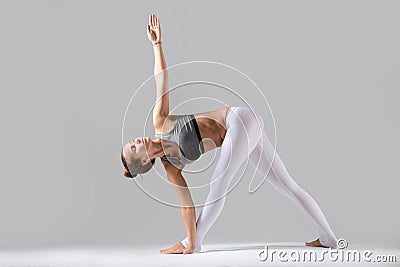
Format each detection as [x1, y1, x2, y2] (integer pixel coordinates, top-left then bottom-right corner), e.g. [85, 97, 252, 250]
[147, 13, 161, 44]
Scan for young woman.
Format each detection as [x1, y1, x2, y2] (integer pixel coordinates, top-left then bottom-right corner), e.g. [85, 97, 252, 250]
[121, 14, 338, 254]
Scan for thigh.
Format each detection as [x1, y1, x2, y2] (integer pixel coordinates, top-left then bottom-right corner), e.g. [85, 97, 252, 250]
[208, 107, 263, 195]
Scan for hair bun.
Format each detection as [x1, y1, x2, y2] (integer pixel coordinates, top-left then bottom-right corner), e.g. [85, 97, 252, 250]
[123, 168, 136, 178]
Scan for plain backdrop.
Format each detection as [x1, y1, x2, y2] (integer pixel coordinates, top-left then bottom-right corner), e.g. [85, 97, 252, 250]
[0, 0, 399, 249]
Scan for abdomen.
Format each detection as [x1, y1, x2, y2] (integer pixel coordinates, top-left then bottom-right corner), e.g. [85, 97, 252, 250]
[194, 107, 229, 152]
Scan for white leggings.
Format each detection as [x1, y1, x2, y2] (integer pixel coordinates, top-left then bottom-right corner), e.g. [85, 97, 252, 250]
[181, 107, 338, 251]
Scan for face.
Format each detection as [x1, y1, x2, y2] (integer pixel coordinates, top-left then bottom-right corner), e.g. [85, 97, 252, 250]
[123, 137, 151, 166]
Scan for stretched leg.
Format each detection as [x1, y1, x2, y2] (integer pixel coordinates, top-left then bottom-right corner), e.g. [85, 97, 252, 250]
[248, 129, 338, 248]
[180, 107, 263, 252]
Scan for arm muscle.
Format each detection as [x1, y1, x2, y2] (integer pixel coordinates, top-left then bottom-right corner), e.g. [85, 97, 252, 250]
[162, 161, 196, 248]
[152, 44, 169, 129]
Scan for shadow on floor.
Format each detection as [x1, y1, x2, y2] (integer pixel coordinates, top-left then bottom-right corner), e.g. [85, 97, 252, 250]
[199, 242, 307, 253]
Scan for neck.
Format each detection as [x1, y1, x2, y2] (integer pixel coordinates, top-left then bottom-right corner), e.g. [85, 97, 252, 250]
[147, 138, 167, 159]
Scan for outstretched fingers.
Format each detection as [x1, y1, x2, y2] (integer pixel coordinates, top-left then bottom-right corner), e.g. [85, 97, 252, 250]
[160, 242, 187, 254]
[148, 13, 160, 29]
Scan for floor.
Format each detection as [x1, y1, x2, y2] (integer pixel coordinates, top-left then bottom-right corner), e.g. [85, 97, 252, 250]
[0, 242, 399, 267]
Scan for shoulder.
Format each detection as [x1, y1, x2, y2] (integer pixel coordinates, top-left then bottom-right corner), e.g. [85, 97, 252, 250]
[154, 114, 179, 134]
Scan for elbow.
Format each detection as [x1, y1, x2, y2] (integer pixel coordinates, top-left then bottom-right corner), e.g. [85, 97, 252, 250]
[181, 205, 195, 212]
[154, 69, 169, 78]
[154, 72, 169, 86]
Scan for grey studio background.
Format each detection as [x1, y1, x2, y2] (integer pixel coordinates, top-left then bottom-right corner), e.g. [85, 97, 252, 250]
[0, 0, 399, 250]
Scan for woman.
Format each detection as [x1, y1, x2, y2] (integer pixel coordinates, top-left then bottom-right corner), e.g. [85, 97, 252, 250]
[121, 14, 338, 254]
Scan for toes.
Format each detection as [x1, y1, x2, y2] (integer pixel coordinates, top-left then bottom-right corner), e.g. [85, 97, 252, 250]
[162, 249, 183, 254]
[160, 247, 175, 254]
[160, 242, 186, 254]
[159, 247, 181, 254]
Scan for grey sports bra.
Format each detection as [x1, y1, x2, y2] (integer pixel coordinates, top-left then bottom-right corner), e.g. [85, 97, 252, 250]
[154, 114, 205, 165]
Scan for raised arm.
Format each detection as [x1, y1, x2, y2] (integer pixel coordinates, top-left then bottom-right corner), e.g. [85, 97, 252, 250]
[147, 14, 169, 129]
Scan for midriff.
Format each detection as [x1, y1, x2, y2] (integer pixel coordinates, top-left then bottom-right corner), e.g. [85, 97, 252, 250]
[194, 106, 230, 152]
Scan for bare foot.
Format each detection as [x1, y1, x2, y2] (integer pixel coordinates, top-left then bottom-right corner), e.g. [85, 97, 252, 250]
[160, 241, 186, 254]
[305, 238, 329, 248]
